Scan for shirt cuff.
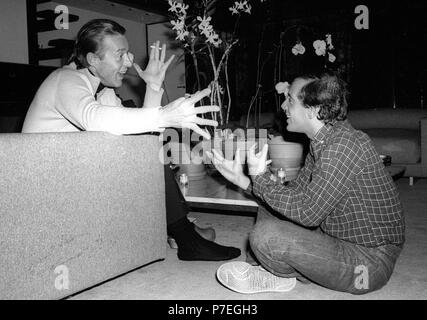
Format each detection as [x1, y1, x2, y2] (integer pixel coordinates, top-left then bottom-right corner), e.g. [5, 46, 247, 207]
[242, 180, 254, 196]
[143, 84, 164, 108]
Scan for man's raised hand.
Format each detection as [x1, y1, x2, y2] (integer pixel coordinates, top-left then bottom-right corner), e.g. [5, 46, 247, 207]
[159, 88, 218, 140]
[133, 41, 175, 90]
[206, 148, 250, 189]
[247, 143, 272, 176]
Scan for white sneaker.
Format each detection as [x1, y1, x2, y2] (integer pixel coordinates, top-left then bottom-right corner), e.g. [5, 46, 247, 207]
[216, 261, 297, 294]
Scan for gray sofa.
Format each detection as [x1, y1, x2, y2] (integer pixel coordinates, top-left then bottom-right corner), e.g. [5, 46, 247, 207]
[0, 132, 166, 299]
[347, 108, 427, 178]
[242, 108, 427, 179]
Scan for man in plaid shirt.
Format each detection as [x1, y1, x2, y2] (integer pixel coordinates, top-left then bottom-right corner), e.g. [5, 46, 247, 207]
[208, 74, 405, 294]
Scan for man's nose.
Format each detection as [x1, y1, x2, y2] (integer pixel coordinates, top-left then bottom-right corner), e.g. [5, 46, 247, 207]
[123, 52, 133, 67]
[281, 101, 288, 112]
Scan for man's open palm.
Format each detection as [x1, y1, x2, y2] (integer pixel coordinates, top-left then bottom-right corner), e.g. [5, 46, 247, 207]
[133, 41, 175, 89]
[160, 88, 219, 140]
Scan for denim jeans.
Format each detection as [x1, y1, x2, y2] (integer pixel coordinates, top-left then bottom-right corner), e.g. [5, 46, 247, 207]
[249, 206, 403, 294]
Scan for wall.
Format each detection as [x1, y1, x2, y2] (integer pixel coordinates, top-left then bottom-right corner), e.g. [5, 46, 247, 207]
[37, 2, 148, 106]
[0, 0, 28, 64]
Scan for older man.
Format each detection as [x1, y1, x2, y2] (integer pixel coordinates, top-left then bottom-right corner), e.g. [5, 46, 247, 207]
[22, 19, 241, 262]
[209, 74, 405, 294]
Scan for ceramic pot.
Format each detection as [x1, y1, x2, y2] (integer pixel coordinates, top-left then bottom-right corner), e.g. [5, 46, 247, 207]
[267, 136, 304, 181]
[169, 141, 206, 180]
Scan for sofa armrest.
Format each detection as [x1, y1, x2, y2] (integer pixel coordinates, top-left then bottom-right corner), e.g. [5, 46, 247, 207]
[0, 132, 166, 299]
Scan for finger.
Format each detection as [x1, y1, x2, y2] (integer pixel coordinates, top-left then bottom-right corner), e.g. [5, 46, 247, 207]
[186, 123, 211, 140]
[193, 117, 218, 126]
[205, 150, 213, 160]
[160, 43, 166, 63]
[248, 142, 257, 156]
[191, 106, 220, 116]
[163, 54, 175, 71]
[211, 156, 222, 169]
[212, 149, 225, 161]
[133, 63, 144, 77]
[266, 159, 273, 165]
[191, 105, 220, 114]
[164, 97, 186, 112]
[255, 143, 267, 158]
[261, 143, 269, 159]
[186, 88, 211, 104]
[234, 147, 241, 165]
[149, 42, 155, 60]
[155, 40, 160, 61]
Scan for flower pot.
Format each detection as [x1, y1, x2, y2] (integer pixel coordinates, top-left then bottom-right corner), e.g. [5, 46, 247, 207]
[169, 141, 206, 180]
[267, 136, 304, 181]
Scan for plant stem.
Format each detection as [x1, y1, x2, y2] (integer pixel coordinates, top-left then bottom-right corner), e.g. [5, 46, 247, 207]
[190, 41, 202, 92]
[225, 54, 232, 124]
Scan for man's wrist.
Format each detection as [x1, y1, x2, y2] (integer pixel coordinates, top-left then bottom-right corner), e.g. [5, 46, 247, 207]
[237, 175, 251, 190]
[148, 82, 162, 92]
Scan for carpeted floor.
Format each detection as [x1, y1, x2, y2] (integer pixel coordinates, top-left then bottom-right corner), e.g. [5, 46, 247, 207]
[70, 178, 427, 300]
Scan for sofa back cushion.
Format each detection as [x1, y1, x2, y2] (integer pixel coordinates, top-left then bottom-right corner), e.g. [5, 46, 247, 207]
[347, 108, 427, 130]
[362, 128, 420, 164]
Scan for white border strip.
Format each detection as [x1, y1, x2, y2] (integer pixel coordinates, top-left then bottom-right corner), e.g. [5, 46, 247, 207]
[185, 196, 258, 207]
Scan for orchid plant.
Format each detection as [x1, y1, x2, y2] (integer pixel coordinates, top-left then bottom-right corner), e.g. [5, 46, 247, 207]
[168, 0, 253, 127]
[295, 33, 336, 63]
[272, 33, 337, 114]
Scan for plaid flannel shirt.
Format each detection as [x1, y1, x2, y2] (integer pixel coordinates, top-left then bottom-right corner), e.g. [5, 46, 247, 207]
[251, 120, 405, 248]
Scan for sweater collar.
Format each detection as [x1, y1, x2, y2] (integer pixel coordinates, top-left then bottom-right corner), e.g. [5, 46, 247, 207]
[65, 62, 102, 96]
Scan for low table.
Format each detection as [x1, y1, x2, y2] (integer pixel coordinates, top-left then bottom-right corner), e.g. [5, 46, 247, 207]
[179, 165, 406, 214]
[386, 165, 406, 181]
[180, 172, 258, 213]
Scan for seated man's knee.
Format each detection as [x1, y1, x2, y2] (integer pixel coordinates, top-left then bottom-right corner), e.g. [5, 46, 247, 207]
[249, 219, 293, 254]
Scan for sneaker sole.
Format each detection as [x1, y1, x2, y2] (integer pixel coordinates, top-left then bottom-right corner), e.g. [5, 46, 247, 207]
[216, 261, 297, 294]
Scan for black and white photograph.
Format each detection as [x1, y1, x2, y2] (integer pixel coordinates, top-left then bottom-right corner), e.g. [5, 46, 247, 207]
[0, 0, 426, 305]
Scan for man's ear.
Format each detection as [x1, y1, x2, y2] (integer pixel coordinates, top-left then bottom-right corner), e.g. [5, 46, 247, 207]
[86, 52, 100, 68]
[308, 106, 320, 119]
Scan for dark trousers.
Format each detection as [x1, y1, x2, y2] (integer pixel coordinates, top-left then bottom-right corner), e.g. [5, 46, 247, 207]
[164, 165, 188, 227]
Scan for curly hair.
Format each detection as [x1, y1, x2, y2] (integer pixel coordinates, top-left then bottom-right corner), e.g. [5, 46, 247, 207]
[297, 74, 349, 124]
[68, 19, 126, 69]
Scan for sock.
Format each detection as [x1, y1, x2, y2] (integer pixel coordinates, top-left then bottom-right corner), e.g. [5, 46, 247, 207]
[168, 218, 241, 261]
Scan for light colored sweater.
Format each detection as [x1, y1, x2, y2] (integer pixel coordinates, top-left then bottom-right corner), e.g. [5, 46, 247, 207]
[22, 63, 165, 135]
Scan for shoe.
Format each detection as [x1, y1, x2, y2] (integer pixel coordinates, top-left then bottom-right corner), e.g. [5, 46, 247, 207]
[216, 261, 297, 294]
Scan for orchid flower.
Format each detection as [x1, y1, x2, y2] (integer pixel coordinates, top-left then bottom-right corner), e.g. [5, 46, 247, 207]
[230, 0, 252, 15]
[275, 82, 290, 95]
[176, 30, 189, 41]
[171, 18, 185, 32]
[313, 39, 327, 56]
[229, 7, 239, 15]
[168, 0, 178, 13]
[236, 1, 246, 10]
[292, 42, 306, 55]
